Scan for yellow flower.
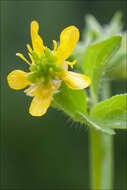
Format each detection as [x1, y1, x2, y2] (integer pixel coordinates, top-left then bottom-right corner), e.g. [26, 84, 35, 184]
[7, 21, 90, 116]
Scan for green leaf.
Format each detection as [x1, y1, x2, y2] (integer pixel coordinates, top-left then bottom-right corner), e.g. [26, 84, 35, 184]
[52, 82, 87, 122]
[82, 14, 103, 42]
[76, 112, 115, 135]
[90, 94, 127, 129]
[105, 11, 123, 36]
[83, 35, 121, 102]
[52, 83, 115, 135]
[105, 33, 127, 79]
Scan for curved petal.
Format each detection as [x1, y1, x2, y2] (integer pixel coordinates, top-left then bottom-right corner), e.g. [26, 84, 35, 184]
[55, 26, 79, 64]
[29, 85, 52, 116]
[7, 70, 30, 90]
[31, 20, 44, 56]
[60, 71, 90, 89]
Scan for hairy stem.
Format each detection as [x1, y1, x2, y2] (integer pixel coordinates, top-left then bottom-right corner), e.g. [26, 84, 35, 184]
[89, 81, 114, 189]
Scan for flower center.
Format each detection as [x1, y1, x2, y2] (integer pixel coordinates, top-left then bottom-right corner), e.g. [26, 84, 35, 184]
[27, 47, 63, 85]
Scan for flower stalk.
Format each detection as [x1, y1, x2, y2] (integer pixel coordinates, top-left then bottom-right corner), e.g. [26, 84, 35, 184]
[89, 81, 114, 189]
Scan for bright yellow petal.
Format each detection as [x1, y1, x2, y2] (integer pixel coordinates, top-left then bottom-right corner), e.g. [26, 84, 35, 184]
[7, 70, 30, 90]
[16, 53, 31, 65]
[60, 71, 90, 89]
[55, 26, 79, 64]
[31, 20, 44, 56]
[29, 85, 52, 116]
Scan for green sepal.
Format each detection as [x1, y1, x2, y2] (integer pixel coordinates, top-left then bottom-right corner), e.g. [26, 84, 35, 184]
[54, 66, 64, 72]
[27, 72, 39, 83]
[45, 47, 52, 57]
[29, 64, 37, 72]
[32, 51, 40, 64]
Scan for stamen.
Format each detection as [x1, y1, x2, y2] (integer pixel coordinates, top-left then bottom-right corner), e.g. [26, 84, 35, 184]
[50, 79, 61, 90]
[28, 53, 34, 64]
[53, 40, 57, 51]
[27, 44, 32, 53]
[63, 60, 76, 68]
[25, 84, 39, 96]
[16, 53, 31, 65]
[69, 60, 76, 68]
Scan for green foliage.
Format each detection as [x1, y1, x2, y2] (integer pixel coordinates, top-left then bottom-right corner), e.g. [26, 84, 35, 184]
[52, 82, 87, 122]
[52, 83, 115, 135]
[52, 12, 126, 136]
[70, 12, 125, 79]
[76, 112, 115, 135]
[105, 33, 127, 79]
[105, 11, 123, 36]
[52, 11, 127, 190]
[83, 36, 121, 102]
[82, 11, 123, 43]
[90, 94, 127, 129]
[82, 14, 103, 42]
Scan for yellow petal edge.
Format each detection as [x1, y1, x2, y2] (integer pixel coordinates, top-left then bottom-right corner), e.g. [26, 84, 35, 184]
[55, 25, 79, 64]
[31, 20, 44, 56]
[7, 70, 30, 90]
[29, 85, 52, 116]
[60, 71, 91, 89]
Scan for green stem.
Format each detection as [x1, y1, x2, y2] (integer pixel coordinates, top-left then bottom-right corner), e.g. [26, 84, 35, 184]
[89, 81, 114, 189]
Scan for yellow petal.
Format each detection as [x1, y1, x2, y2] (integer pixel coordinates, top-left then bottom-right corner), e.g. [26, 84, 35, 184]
[31, 20, 44, 56]
[16, 53, 31, 65]
[7, 70, 30, 90]
[29, 85, 52, 116]
[60, 71, 90, 89]
[55, 26, 79, 64]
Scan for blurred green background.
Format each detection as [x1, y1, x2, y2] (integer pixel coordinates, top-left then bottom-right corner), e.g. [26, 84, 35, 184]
[1, 1, 127, 189]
